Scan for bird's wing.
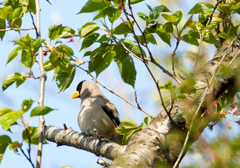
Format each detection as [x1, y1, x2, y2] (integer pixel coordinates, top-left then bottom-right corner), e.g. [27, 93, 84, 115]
[102, 102, 120, 127]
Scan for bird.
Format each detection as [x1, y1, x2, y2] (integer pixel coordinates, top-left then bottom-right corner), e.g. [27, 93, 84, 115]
[71, 80, 122, 144]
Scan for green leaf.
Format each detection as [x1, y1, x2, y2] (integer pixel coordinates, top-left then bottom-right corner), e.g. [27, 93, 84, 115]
[182, 30, 199, 46]
[21, 49, 36, 68]
[117, 55, 136, 88]
[22, 127, 48, 145]
[30, 106, 55, 117]
[78, 0, 111, 14]
[78, 22, 99, 38]
[28, 0, 36, 14]
[80, 33, 100, 51]
[95, 51, 115, 77]
[48, 25, 75, 41]
[57, 44, 74, 56]
[0, 7, 8, 19]
[136, 33, 157, 45]
[156, 32, 171, 46]
[117, 119, 138, 132]
[16, 75, 27, 87]
[97, 34, 110, 43]
[188, 2, 214, 15]
[0, 107, 13, 116]
[55, 65, 76, 92]
[129, 0, 144, 5]
[111, 21, 133, 35]
[88, 43, 110, 72]
[203, 31, 219, 46]
[12, 7, 23, 20]
[2, 73, 21, 91]
[21, 98, 34, 112]
[0, 19, 6, 40]
[33, 37, 45, 53]
[199, 7, 212, 23]
[144, 117, 151, 126]
[12, 17, 22, 28]
[0, 110, 24, 130]
[114, 39, 133, 61]
[137, 12, 150, 21]
[9, 141, 19, 153]
[178, 78, 197, 94]
[43, 60, 55, 71]
[218, 32, 227, 39]
[160, 80, 176, 91]
[162, 11, 182, 26]
[153, 5, 171, 12]
[6, 46, 21, 65]
[130, 45, 147, 62]
[94, 6, 121, 23]
[0, 135, 12, 163]
[116, 119, 142, 145]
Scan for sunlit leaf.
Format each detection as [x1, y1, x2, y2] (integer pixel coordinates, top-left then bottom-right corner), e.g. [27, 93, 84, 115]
[30, 106, 55, 117]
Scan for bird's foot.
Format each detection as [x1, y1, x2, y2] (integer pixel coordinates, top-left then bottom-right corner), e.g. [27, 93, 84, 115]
[90, 134, 107, 141]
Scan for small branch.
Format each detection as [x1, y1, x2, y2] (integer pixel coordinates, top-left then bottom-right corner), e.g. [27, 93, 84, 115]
[172, 40, 180, 77]
[119, 40, 181, 85]
[122, 1, 181, 127]
[71, 62, 154, 118]
[97, 156, 110, 168]
[19, 146, 35, 168]
[34, 0, 46, 168]
[173, 33, 240, 168]
[29, 11, 38, 38]
[134, 91, 143, 111]
[21, 117, 35, 168]
[193, 0, 222, 74]
[0, 27, 35, 31]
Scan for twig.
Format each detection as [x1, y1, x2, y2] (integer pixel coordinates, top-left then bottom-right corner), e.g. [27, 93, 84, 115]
[71, 62, 154, 118]
[172, 41, 180, 77]
[19, 146, 35, 168]
[123, 1, 180, 127]
[134, 91, 143, 111]
[119, 40, 181, 84]
[227, 49, 240, 67]
[21, 117, 35, 168]
[173, 33, 240, 168]
[97, 156, 110, 168]
[29, 11, 38, 38]
[34, 0, 46, 168]
[193, 0, 223, 74]
[0, 27, 35, 31]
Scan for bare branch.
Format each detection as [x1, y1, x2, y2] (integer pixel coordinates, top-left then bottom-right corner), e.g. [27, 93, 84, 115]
[34, 0, 46, 167]
[44, 125, 126, 160]
[0, 27, 35, 31]
[19, 146, 35, 168]
[71, 62, 154, 118]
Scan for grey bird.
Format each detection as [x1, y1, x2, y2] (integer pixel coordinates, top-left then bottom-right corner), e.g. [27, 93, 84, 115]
[71, 80, 122, 144]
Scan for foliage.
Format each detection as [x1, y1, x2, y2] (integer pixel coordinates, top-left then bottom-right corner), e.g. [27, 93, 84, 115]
[1, 0, 240, 167]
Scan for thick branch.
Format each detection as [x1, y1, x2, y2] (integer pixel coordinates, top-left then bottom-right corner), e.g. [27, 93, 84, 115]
[44, 125, 126, 160]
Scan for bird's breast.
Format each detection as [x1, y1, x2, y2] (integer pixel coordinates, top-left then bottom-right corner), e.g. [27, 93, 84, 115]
[77, 98, 115, 136]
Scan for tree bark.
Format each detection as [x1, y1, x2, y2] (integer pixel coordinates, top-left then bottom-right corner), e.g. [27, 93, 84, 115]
[45, 39, 240, 167]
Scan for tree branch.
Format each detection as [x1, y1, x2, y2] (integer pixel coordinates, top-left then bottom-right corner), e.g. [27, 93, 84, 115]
[0, 27, 35, 31]
[44, 125, 126, 160]
[34, 0, 46, 167]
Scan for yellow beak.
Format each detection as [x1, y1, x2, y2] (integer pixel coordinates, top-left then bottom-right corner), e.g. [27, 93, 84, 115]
[71, 91, 79, 99]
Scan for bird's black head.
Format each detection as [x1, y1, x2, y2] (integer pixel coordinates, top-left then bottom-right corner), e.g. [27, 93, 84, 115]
[76, 80, 86, 92]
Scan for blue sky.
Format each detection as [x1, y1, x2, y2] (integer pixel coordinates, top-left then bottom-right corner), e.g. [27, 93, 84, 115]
[1, 0, 240, 167]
